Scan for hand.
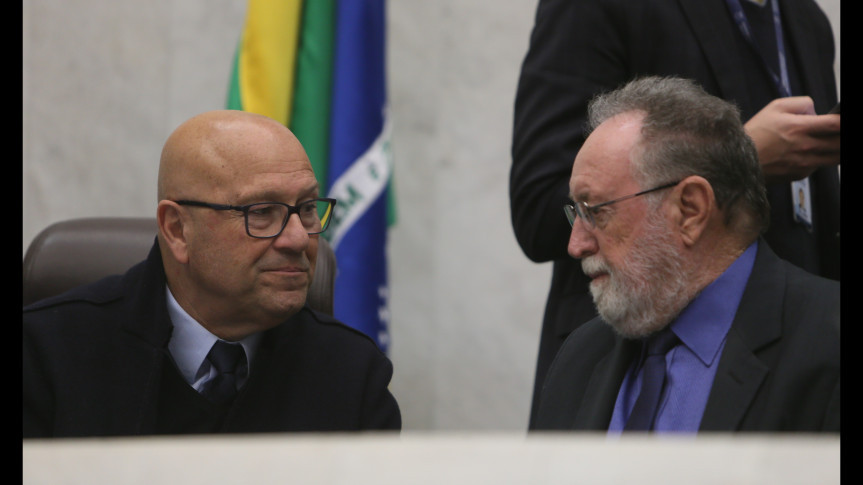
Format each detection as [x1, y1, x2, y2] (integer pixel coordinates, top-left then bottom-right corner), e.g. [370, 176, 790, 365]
[744, 96, 840, 182]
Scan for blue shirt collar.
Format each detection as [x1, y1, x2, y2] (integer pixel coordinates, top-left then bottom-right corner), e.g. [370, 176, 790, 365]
[669, 241, 758, 366]
[165, 286, 261, 386]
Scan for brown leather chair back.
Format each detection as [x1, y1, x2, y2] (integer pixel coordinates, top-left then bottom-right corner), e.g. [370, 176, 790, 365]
[22, 217, 336, 315]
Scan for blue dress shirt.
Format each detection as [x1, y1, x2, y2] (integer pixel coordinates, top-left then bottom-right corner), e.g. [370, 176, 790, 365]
[165, 287, 261, 392]
[608, 242, 758, 434]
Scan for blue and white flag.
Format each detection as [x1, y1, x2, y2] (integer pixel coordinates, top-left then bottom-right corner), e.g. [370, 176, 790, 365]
[326, 0, 394, 353]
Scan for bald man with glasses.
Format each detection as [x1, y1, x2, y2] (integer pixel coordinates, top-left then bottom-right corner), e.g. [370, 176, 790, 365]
[23, 110, 401, 438]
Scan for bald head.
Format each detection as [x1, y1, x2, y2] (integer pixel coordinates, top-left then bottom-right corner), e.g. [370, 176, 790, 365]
[155, 110, 322, 339]
[158, 110, 309, 203]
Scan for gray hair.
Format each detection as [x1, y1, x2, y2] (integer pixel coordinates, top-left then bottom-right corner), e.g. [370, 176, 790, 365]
[586, 76, 770, 236]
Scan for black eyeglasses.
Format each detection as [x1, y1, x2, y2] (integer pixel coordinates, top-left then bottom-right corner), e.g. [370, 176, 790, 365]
[175, 198, 337, 238]
[564, 181, 680, 229]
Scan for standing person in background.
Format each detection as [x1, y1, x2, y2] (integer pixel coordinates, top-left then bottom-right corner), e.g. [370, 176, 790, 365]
[510, 0, 840, 427]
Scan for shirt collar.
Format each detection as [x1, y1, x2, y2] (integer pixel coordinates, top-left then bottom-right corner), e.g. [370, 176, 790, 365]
[669, 241, 758, 366]
[165, 286, 261, 385]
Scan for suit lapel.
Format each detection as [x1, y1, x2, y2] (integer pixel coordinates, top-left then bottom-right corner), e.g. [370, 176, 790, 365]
[676, 0, 753, 108]
[574, 337, 640, 429]
[111, 338, 170, 434]
[114, 243, 175, 434]
[699, 329, 768, 430]
[700, 241, 785, 430]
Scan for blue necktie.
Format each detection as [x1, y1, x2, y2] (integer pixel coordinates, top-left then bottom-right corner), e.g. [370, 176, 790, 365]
[624, 329, 679, 431]
[200, 340, 247, 404]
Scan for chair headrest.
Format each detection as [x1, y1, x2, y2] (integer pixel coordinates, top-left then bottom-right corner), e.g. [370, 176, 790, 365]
[23, 217, 336, 315]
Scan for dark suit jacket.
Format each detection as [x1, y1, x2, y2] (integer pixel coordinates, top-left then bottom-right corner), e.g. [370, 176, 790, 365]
[23, 243, 401, 438]
[532, 241, 840, 432]
[510, 0, 840, 425]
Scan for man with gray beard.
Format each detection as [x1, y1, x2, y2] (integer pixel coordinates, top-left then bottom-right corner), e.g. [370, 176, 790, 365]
[532, 76, 839, 433]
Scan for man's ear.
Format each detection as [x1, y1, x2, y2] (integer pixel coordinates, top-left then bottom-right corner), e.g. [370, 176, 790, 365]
[672, 176, 714, 247]
[157, 200, 190, 264]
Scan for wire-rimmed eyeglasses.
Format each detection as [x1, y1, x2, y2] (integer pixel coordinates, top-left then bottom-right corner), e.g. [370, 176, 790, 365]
[174, 198, 337, 238]
[564, 181, 680, 229]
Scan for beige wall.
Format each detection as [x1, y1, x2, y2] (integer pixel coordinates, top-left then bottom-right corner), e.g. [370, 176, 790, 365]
[22, 0, 840, 431]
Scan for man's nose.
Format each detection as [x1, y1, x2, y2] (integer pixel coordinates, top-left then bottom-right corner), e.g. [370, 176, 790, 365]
[567, 220, 598, 259]
[272, 212, 310, 251]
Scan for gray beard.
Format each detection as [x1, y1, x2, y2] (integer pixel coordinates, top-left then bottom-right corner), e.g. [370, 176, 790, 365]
[581, 212, 695, 339]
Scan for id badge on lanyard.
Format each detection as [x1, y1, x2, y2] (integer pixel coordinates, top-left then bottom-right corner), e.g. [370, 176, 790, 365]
[725, 0, 812, 230]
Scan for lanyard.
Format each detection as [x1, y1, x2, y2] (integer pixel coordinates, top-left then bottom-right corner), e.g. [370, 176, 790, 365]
[724, 0, 792, 97]
[726, 0, 811, 230]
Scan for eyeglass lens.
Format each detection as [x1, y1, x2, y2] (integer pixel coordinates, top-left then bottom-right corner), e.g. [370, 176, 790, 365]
[564, 203, 592, 228]
[246, 200, 333, 237]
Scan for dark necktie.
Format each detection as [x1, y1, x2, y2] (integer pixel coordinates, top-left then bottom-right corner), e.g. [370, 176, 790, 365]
[200, 340, 247, 404]
[624, 329, 679, 431]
